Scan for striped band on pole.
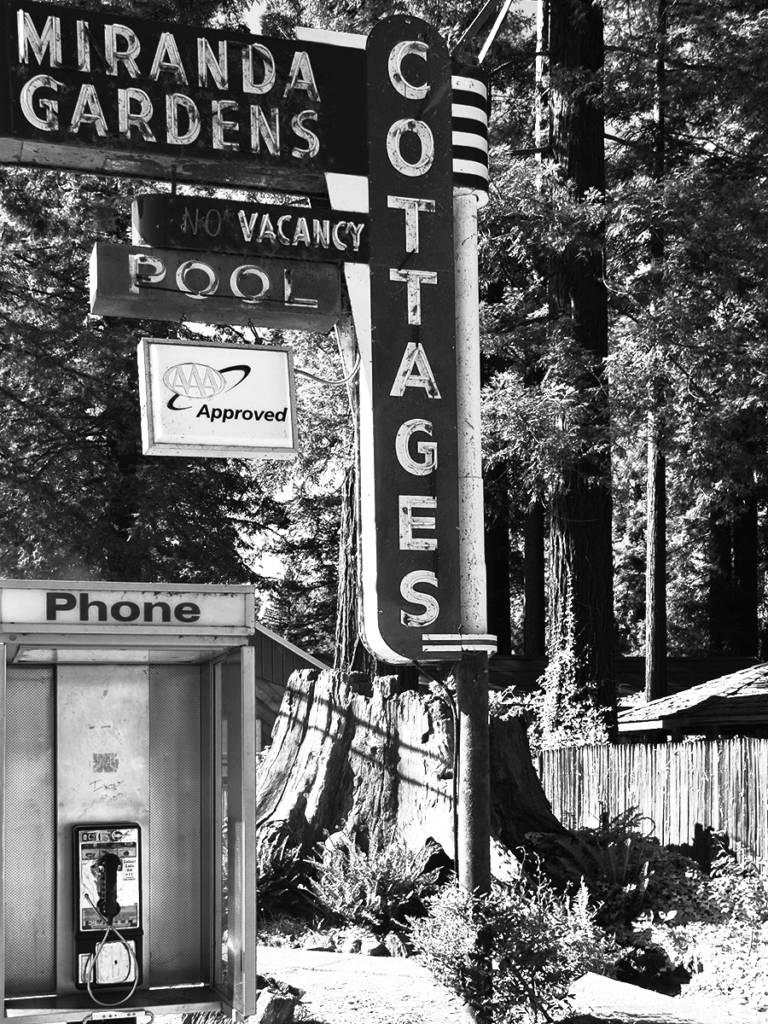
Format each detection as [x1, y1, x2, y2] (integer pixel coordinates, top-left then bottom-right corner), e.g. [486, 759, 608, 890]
[452, 65, 490, 207]
[422, 634, 498, 655]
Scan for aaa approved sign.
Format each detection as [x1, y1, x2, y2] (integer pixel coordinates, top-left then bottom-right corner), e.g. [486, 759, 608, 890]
[137, 338, 297, 459]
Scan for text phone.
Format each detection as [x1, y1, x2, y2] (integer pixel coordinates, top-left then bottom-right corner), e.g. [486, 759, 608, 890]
[73, 824, 143, 996]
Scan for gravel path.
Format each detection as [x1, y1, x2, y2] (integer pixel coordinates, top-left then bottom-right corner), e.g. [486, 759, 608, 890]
[570, 972, 765, 1023]
[257, 945, 473, 1024]
[257, 951, 768, 1024]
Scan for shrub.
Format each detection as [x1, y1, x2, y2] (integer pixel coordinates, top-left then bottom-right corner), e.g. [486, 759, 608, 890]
[643, 845, 768, 928]
[527, 810, 661, 926]
[309, 827, 441, 932]
[256, 821, 308, 917]
[619, 852, 768, 1008]
[409, 876, 616, 1023]
[647, 917, 768, 1011]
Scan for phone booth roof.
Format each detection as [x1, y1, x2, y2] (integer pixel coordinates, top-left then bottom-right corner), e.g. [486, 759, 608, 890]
[0, 579, 255, 663]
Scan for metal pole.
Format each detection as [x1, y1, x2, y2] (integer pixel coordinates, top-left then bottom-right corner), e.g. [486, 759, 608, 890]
[454, 187, 491, 897]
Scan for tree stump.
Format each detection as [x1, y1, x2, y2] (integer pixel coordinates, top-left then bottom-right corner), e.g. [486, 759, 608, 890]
[256, 669, 564, 865]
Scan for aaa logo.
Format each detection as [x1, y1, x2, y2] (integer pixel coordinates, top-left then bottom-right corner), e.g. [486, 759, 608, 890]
[163, 362, 250, 410]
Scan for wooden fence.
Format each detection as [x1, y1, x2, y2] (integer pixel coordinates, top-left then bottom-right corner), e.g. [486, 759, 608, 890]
[538, 738, 768, 863]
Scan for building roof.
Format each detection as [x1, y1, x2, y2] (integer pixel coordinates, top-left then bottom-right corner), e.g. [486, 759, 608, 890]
[618, 663, 768, 734]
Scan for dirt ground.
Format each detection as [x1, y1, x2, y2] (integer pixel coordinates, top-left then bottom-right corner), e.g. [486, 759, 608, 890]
[257, 945, 474, 1024]
[258, 949, 768, 1024]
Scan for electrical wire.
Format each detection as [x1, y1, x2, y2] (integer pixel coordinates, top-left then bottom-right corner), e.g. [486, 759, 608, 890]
[83, 892, 140, 1008]
[294, 350, 361, 386]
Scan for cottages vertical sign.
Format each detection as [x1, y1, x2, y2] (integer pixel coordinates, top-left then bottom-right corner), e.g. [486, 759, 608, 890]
[360, 16, 462, 664]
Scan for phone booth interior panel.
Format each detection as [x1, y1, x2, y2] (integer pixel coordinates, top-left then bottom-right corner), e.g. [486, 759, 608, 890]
[0, 581, 258, 1024]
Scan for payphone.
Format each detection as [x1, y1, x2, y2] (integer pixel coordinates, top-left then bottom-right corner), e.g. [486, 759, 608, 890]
[0, 580, 259, 1024]
[74, 824, 142, 1003]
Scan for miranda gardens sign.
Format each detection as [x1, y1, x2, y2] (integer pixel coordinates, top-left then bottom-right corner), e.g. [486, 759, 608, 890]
[0, 0, 365, 190]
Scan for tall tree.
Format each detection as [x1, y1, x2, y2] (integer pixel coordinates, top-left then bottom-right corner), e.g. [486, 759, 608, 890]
[708, 495, 759, 657]
[484, 463, 513, 656]
[644, 0, 668, 701]
[606, 0, 768, 663]
[541, 0, 616, 739]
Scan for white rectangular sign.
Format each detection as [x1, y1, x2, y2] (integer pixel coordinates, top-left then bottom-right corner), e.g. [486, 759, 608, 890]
[138, 338, 298, 459]
[0, 581, 254, 633]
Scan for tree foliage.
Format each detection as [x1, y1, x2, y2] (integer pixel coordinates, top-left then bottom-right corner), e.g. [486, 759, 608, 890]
[0, 167, 288, 583]
[480, 0, 768, 671]
[0, 0, 319, 616]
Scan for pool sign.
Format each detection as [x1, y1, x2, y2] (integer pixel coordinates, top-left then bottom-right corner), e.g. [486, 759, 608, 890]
[357, 15, 462, 664]
[137, 338, 297, 459]
[0, 0, 365, 191]
[90, 242, 342, 330]
[133, 194, 370, 264]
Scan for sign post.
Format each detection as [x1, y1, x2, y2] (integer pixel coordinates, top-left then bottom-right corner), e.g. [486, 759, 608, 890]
[353, 15, 495, 665]
[454, 186, 491, 897]
[360, 14, 461, 664]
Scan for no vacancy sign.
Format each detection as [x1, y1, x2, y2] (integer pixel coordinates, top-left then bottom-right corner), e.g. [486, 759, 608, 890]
[137, 338, 297, 459]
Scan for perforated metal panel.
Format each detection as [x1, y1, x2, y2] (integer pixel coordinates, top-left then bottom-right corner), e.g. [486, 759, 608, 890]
[5, 667, 56, 995]
[148, 664, 203, 985]
[4, 659, 210, 1002]
[55, 664, 150, 994]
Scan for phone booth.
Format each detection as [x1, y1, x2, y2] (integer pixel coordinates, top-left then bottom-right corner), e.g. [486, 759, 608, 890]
[0, 579, 258, 1023]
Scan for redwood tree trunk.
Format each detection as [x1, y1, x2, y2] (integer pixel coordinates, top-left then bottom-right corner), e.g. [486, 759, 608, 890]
[645, 422, 667, 700]
[732, 496, 758, 656]
[334, 316, 378, 677]
[708, 498, 759, 656]
[645, 0, 668, 703]
[549, 474, 614, 716]
[484, 464, 512, 656]
[256, 669, 563, 863]
[708, 509, 732, 652]
[523, 501, 546, 658]
[545, 0, 615, 735]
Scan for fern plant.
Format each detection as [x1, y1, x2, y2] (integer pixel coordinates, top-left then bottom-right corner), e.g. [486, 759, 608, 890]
[309, 827, 441, 931]
[256, 821, 308, 916]
[527, 809, 658, 925]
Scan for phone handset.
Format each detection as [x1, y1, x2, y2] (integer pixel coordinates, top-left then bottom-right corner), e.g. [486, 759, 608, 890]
[95, 853, 121, 923]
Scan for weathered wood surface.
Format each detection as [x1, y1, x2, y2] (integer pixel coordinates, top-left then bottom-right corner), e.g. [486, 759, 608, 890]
[539, 737, 768, 863]
[256, 669, 562, 861]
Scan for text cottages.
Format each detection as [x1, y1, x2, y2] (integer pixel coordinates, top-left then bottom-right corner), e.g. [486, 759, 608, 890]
[364, 17, 461, 664]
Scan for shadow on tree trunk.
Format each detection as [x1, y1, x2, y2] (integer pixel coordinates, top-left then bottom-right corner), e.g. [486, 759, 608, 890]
[256, 668, 564, 869]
